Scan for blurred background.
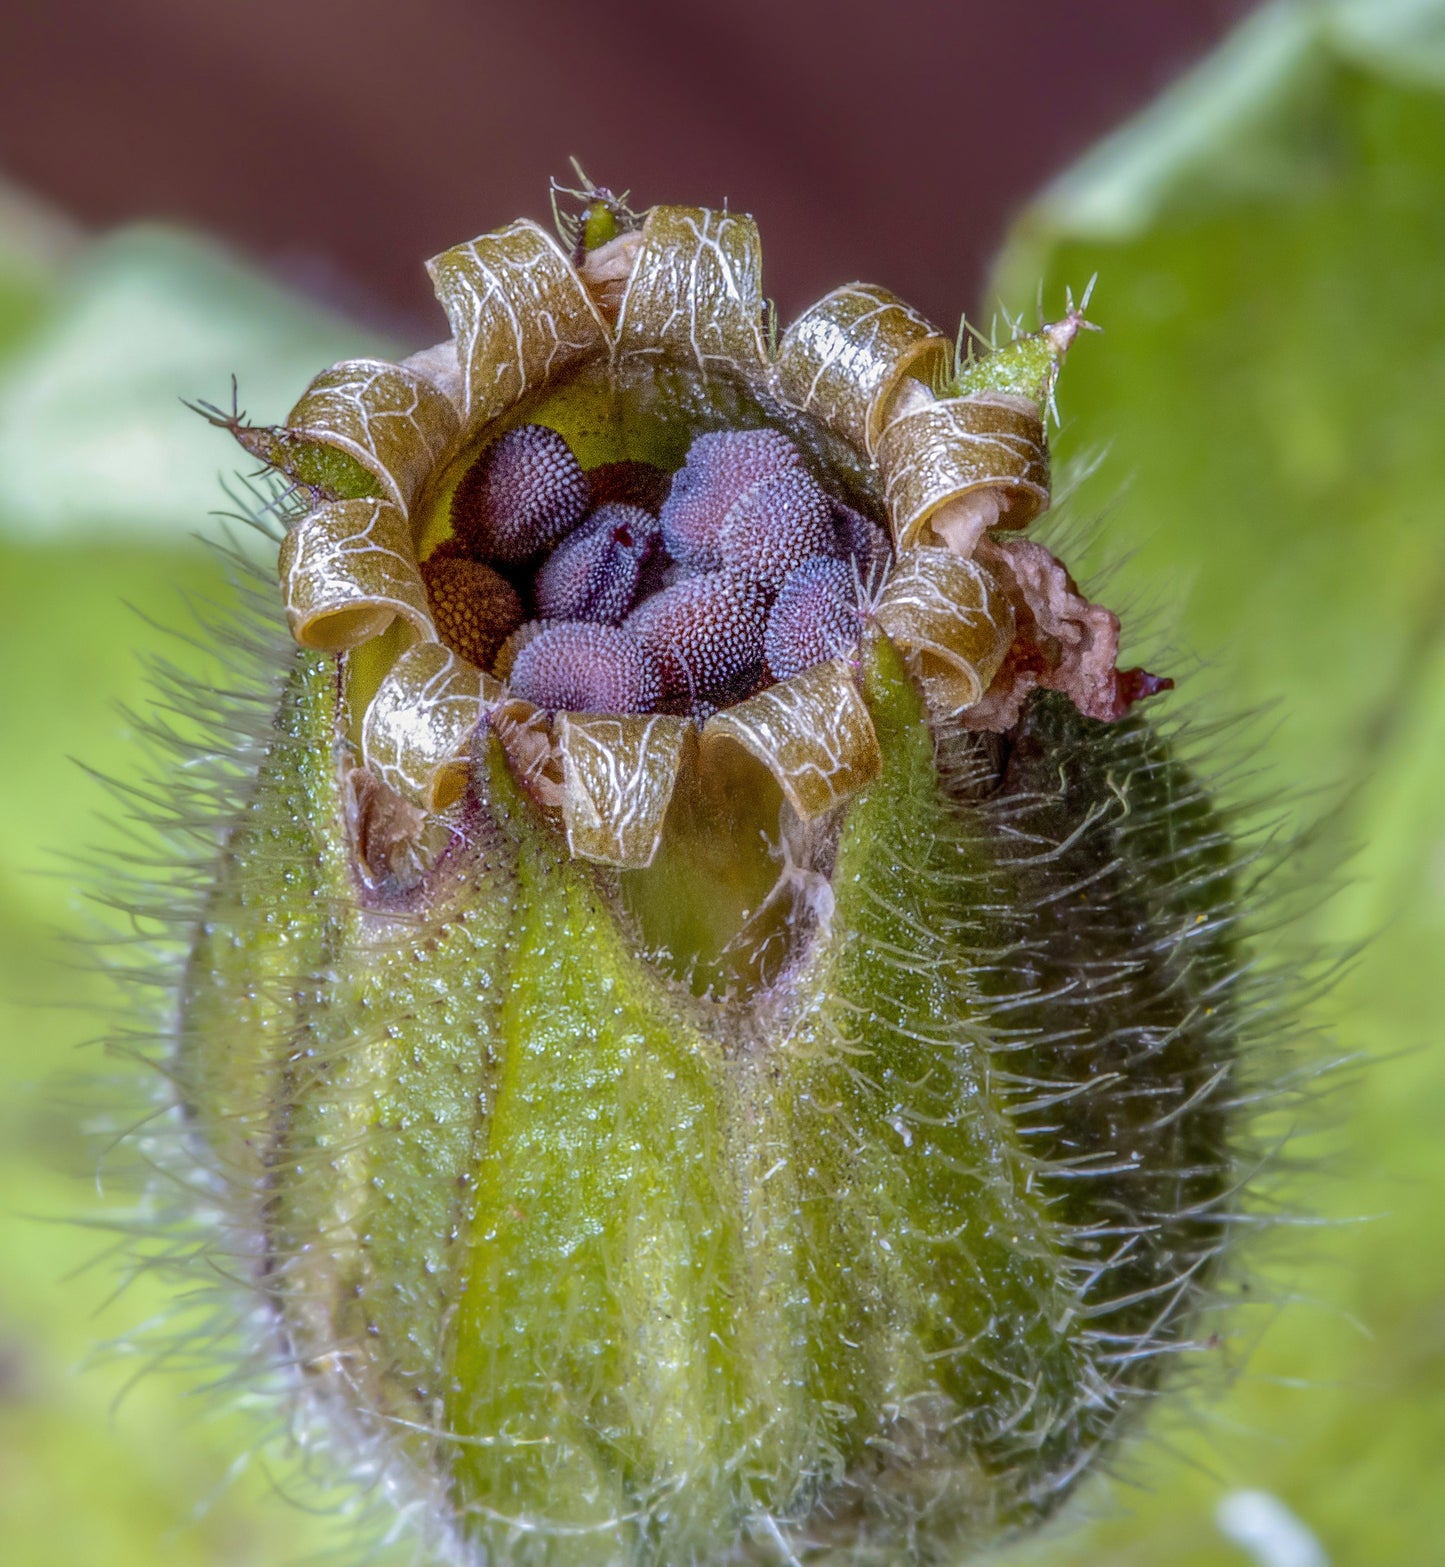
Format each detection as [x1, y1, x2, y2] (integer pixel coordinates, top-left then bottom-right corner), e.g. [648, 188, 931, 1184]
[1, 2, 1442, 1564]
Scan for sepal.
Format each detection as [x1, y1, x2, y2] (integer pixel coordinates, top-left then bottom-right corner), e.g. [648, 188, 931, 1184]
[873, 546, 1016, 717]
[284, 357, 461, 511]
[556, 712, 692, 867]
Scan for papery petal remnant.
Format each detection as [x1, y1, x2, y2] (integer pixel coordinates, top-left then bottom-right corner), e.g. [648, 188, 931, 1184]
[451, 423, 590, 563]
[965, 538, 1173, 731]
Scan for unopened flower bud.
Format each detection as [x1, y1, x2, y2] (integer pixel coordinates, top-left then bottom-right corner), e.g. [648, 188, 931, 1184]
[169, 187, 1246, 1567]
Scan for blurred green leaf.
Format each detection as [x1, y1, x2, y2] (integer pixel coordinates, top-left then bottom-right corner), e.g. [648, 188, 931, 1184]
[0, 223, 396, 543]
[988, 2, 1445, 1563]
[0, 199, 397, 1566]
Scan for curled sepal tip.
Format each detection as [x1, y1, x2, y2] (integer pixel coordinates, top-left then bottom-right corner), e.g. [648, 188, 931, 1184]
[702, 658, 881, 820]
[773, 282, 951, 455]
[952, 309, 1094, 410]
[615, 206, 768, 373]
[360, 641, 500, 811]
[874, 546, 1015, 717]
[278, 498, 436, 652]
[284, 358, 462, 512]
[427, 220, 611, 431]
[877, 393, 1049, 553]
[556, 712, 691, 868]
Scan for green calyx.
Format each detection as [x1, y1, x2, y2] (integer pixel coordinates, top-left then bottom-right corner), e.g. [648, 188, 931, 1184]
[170, 195, 1244, 1565]
[179, 630, 1238, 1566]
[948, 307, 1095, 412]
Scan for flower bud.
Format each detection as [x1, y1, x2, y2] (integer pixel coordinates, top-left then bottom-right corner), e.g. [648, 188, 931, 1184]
[173, 189, 1245, 1567]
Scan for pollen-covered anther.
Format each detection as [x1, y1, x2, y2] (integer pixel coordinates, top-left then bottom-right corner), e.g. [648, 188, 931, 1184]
[765, 557, 862, 680]
[507, 621, 662, 714]
[419, 556, 524, 670]
[831, 500, 894, 585]
[658, 428, 802, 569]
[716, 469, 838, 597]
[450, 423, 589, 563]
[625, 570, 766, 713]
[535, 503, 659, 625]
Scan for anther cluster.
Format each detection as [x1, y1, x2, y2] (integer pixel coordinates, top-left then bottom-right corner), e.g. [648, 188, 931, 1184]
[426, 422, 889, 717]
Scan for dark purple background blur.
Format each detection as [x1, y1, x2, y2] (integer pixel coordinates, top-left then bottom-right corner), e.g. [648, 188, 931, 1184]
[0, 1, 1251, 337]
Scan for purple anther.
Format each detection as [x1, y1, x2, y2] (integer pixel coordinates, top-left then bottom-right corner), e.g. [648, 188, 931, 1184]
[507, 621, 662, 714]
[716, 469, 837, 598]
[450, 424, 589, 564]
[658, 428, 802, 571]
[586, 460, 672, 517]
[764, 556, 861, 680]
[830, 500, 894, 588]
[625, 570, 766, 714]
[535, 503, 660, 625]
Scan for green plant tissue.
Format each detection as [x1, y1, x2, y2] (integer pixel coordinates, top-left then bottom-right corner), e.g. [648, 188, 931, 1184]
[1, 0, 1443, 1561]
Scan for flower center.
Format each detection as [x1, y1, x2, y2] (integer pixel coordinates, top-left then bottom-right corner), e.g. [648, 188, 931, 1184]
[412, 360, 891, 729]
[400, 360, 892, 999]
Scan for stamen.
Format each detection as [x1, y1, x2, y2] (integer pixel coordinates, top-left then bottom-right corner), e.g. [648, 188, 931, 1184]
[829, 500, 893, 586]
[658, 428, 801, 570]
[765, 556, 861, 679]
[586, 459, 671, 516]
[716, 469, 838, 597]
[419, 556, 524, 670]
[450, 423, 589, 562]
[625, 570, 766, 715]
[534, 503, 659, 625]
[507, 621, 662, 714]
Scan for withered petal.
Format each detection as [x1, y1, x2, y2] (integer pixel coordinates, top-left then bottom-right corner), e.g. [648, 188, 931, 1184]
[966, 538, 1173, 730]
[279, 499, 435, 652]
[361, 641, 501, 810]
[702, 658, 881, 820]
[556, 712, 692, 868]
[873, 546, 1016, 717]
[773, 283, 951, 456]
